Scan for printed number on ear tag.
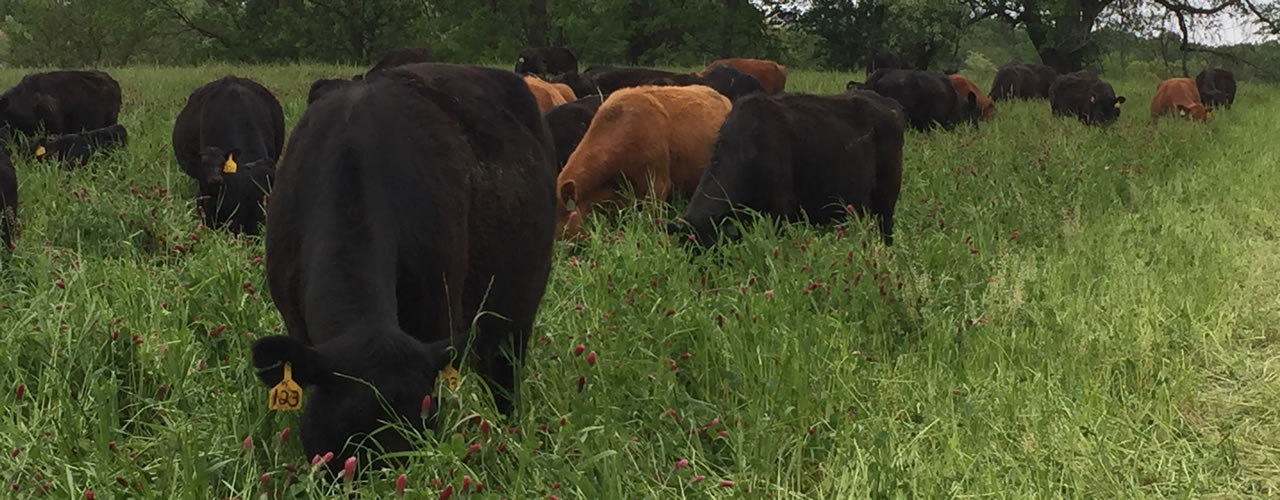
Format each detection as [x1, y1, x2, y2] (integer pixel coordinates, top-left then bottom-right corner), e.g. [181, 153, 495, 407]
[35, 145, 46, 157]
[268, 362, 303, 411]
[223, 154, 238, 174]
[437, 364, 461, 391]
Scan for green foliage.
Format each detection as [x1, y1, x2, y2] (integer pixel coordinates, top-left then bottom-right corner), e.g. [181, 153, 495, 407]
[2, 64, 1280, 498]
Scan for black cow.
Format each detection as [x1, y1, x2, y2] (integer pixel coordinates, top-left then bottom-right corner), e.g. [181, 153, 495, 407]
[990, 63, 1040, 100]
[307, 78, 355, 105]
[0, 150, 15, 250]
[1024, 63, 1059, 98]
[31, 123, 128, 166]
[367, 48, 435, 75]
[544, 94, 604, 171]
[699, 64, 766, 101]
[867, 48, 908, 76]
[249, 63, 556, 474]
[580, 65, 704, 95]
[864, 69, 978, 131]
[0, 71, 121, 137]
[1049, 71, 1126, 125]
[515, 46, 579, 76]
[172, 76, 285, 235]
[667, 90, 905, 247]
[1196, 67, 1236, 109]
[550, 72, 598, 99]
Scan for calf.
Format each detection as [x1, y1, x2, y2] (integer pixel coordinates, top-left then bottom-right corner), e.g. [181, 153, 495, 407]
[515, 47, 579, 76]
[0, 151, 15, 250]
[172, 76, 285, 235]
[865, 69, 978, 131]
[990, 63, 1040, 100]
[0, 70, 121, 136]
[544, 95, 604, 171]
[32, 123, 129, 166]
[556, 85, 731, 238]
[1049, 71, 1126, 125]
[1150, 77, 1210, 121]
[668, 90, 905, 247]
[250, 62, 555, 474]
[1195, 68, 1236, 109]
[524, 75, 570, 113]
[699, 58, 786, 94]
[948, 74, 995, 120]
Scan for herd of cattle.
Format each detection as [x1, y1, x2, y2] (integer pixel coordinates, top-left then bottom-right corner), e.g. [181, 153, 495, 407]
[0, 46, 1241, 473]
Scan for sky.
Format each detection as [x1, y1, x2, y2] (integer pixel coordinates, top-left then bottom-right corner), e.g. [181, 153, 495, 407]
[1188, 13, 1270, 46]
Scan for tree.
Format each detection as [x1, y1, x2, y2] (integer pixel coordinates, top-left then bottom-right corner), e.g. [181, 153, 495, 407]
[798, 0, 972, 71]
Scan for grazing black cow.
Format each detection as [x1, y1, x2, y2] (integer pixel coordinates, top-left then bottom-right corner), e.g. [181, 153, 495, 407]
[0, 70, 121, 136]
[1049, 71, 1126, 125]
[515, 46, 579, 76]
[0, 150, 15, 250]
[172, 76, 285, 235]
[580, 65, 704, 95]
[367, 48, 435, 75]
[307, 78, 355, 105]
[699, 64, 766, 101]
[31, 124, 128, 166]
[867, 48, 907, 76]
[544, 94, 603, 171]
[667, 90, 905, 247]
[1195, 67, 1236, 109]
[863, 69, 978, 131]
[1024, 63, 1059, 98]
[550, 72, 598, 99]
[249, 63, 556, 474]
[990, 63, 1040, 100]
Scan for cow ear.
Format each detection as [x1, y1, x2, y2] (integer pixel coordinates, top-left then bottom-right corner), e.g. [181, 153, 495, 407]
[967, 91, 977, 107]
[250, 335, 336, 388]
[1115, 96, 1126, 104]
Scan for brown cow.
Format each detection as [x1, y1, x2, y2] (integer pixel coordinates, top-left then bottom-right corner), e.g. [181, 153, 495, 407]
[1150, 77, 1210, 121]
[550, 82, 576, 103]
[555, 85, 731, 238]
[699, 58, 786, 94]
[524, 75, 569, 113]
[948, 74, 995, 120]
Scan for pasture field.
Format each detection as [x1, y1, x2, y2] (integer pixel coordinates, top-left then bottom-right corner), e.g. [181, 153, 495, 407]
[2, 64, 1279, 499]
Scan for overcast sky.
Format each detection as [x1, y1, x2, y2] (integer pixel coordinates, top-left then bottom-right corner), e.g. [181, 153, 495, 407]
[1186, 13, 1269, 46]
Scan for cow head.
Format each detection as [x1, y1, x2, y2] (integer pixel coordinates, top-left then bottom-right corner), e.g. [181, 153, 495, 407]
[198, 154, 275, 235]
[1087, 93, 1125, 125]
[198, 146, 239, 186]
[308, 78, 356, 106]
[555, 180, 588, 240]
[515, 54, 547, 75]
[957, 91, 980, 128]
[0, 90, 55, 137]
[250, 330, 466, 475]
[551, 72, 598, 100]
[1177, 103, 1210, 121]
[845, 81, 868, 91]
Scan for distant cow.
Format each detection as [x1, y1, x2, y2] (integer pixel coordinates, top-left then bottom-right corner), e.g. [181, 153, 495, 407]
[0, 151, 15, 250]
[556, 85, 731, 238]
[867, 49, 907, 76]
[699, 58, 786, 94]
[551, 72, 599, 99]
[1023, 63, 1058, 98]
[1150, 77, 1210, 121]
[0, 70, 121, 137]
[544, 95, 603, 171]
[990, 63, 1040, 100]
[172, 76, 285, 235]
[667, 90, 905, 248]
[1049, 71, 1126, 125]
[580, 65, 705, 95]
[367, 48, 435, 75]
[864, 69, 978, 131]
[696, 65, 765, 101]
[250, 63, 555, 473]
[948, 74, 995, 120]
[524, 75, 570, 113]
[1195, 68, 1236, 109]
[515, 47, 579, 76]
[31, 123, 129, 166]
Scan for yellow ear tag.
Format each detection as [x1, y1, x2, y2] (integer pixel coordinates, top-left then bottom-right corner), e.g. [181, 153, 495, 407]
[223, 154, 238, 174]
[34, 145, 46, 157]
[437, 364, 460, 391]
[268, 362, 303, 411]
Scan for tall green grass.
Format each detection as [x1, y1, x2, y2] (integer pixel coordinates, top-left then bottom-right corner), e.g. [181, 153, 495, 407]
[1, 65, 1278, 498]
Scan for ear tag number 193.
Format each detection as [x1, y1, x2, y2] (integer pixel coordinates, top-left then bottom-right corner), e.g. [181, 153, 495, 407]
[269, 362, 303, 411]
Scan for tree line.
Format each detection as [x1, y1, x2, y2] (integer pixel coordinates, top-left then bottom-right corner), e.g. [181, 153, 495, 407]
[0, 0, 1277, 79]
